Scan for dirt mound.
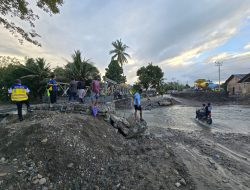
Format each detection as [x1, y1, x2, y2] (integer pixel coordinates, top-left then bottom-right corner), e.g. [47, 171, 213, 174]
[0, 111, 195, 190]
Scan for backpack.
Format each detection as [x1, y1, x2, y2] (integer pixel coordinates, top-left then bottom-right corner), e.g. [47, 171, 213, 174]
[92, 80, 100, 93]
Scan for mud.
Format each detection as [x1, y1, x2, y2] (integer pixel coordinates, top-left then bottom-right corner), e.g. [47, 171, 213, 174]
[148, 126, 250, 190]
[0, 100, 249, 190]
[0, 111, 195, 190]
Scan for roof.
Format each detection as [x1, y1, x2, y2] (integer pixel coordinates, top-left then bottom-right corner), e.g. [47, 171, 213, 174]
[238, 73, 250, 83]
[225, 74, 247, 84]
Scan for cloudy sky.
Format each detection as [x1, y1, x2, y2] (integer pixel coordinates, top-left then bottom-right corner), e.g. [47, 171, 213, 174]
[1, 0, 250, 85]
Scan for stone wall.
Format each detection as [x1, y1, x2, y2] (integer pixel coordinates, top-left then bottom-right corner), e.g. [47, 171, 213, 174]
[114, 98, 132, 109]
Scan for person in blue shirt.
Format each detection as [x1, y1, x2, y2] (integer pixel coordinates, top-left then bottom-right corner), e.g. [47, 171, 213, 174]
[133, 88, 143, 121]
[47, 73, 57, 107]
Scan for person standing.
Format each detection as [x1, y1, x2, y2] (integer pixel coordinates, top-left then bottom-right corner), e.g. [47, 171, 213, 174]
[8, 79, 33, 121]
[69, 78, 78, 101]
[48, 73, 57, 107]
[91, 76, 100, 106]
[134, 88, 143, 121]
[77, 80, 86, 103]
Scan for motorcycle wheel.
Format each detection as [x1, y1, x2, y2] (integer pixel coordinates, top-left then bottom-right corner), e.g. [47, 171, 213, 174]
[207, 118, 212, 125]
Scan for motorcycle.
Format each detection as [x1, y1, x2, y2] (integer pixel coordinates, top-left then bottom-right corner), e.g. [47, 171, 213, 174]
[196, 109, 212, 125]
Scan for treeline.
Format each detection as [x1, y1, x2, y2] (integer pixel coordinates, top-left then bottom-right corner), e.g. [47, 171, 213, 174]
[0, 50, 100, 102]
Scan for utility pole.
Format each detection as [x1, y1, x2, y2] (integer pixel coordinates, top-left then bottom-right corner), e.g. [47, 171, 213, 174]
[215, 61, 223, 91]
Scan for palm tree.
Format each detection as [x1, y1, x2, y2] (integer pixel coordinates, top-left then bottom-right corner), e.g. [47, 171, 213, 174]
[20, 58, 51, 99]
[109, 39, 130, 71]
[65, 50, 99, 81]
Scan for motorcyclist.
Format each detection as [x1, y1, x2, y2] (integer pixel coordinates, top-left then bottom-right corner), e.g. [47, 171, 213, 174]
[196, 104, 206, 119]
[205, 103, 212, 117]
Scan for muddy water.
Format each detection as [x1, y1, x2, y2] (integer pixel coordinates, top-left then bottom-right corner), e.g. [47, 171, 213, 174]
[143, 105, 250, 134]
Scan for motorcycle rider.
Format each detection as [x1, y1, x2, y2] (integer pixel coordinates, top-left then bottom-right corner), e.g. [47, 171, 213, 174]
[196, 104, 206, 119]
[205, 103, 212, 117]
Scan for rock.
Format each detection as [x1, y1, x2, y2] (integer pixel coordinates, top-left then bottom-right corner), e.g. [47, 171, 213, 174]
[33, 179, 40, 184]
[0, 172, 8, 177]
[110, 114, 121, 124]
[164, 152, 170, 159]
[180, 178, 187, 186]
[28, 167, 33, 170]
[37, 174, 43, 179]
[120, 117, 130, 127]
[39, 178, 46, 185]
[17, 170, 24, 173]
[67, 163, 74, 168]
[42, 187, 48, 190]
[175, 182, 181, 187]
[173, 169, 179, 175]
[94, 185, 100, 190]
[0, 157, 5, 163]
[41, 138, 48, 143]
[117, 121, 130, 136]
[208, 158, 215, 165]
[215, 154, 220, 159]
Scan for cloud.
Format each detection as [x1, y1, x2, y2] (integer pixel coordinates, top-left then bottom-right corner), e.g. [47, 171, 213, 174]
[1, 0, 250, 84]
[244, 42, 250, 49]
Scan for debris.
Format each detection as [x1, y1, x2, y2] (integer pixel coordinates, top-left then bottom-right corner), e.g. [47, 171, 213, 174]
[175, 182, 181, 187]
[41, 138, 48, 143]
[39, 178, 46, 185]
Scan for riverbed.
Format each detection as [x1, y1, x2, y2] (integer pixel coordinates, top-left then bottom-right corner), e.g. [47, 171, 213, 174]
[144, 104, 250, 134]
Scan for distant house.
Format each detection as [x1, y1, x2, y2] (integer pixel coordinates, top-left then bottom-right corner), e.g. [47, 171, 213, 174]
[238, 73, 250, 96]
[225, 74, 246, 95]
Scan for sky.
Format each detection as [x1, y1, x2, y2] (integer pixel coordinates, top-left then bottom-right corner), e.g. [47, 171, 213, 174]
[1, 0, 250, 85]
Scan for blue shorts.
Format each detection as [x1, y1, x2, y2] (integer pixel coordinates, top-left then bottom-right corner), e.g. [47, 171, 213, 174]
[91, 92, 99, 100]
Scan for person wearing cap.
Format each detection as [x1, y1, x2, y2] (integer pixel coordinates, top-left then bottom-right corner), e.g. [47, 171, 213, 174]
[133, 88, 144, 121]
[8, 79, 33, 121]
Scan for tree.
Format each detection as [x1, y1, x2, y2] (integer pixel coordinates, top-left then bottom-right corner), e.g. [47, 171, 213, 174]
[137, 63, 164, 91]
[53, 66, 67, 82]
[20, 58, 51, 99]
[0, 56, 22, 67]
[0, 0, 63, 46]
[105, 60, 126, 83]
[109, 39, 130, 71]
[65, 50, 99, 83]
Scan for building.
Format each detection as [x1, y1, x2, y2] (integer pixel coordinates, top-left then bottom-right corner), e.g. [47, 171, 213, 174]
[238, 73, 250, 96]
[225, 74, 248, 96]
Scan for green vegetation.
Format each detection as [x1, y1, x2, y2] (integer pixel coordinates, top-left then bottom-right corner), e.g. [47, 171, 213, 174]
[65, 50, 99, 82]
[105, 60, 126, 83]
[137, 63, 164, 91]
[0, 0, 63, 46]
[0, 50, 100, 102]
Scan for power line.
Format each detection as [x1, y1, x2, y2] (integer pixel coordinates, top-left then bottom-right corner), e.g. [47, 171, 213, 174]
[215, 61, 223, 91]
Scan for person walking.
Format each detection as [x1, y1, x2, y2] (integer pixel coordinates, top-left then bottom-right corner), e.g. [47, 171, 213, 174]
[69, 78, 78, 101]
[91, 76, 100, 106]
[133, 88, 144, 121]
[48, 73, 57, 107]
[77, 80, 86, 103]
[8, 79, 33, 121]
